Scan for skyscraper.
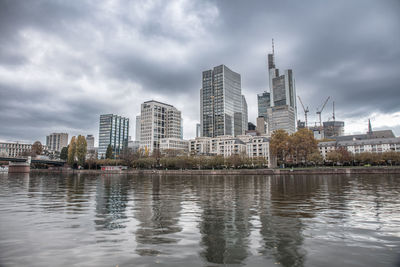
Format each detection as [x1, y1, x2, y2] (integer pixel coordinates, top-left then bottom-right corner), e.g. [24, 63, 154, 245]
[241, 95, 248, 135]
[200, 64, 247, 137]
[257, 91, 270, 118]
[98, 114, 129, 159]
[266, 40, 297, 134]
[140, 100, 182, 153]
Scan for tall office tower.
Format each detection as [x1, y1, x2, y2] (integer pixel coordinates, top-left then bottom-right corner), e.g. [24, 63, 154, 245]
[86, 135, 95, 151]
[266, 40, 297, 134]
[135, 115, 141, 141]
[241, 95, 248, 135]
[140, 100, 182, 153]
[196, 123, 201, 138]
[257, 91, 270, 118]
[98, 114, 129, 159]
[200, 64, 245, 137]
[46, 133, 68, 152]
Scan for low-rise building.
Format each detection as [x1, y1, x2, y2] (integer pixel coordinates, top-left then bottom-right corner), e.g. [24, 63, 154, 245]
[217, 138, 246, 157]
[188, 135, 270, 161]
[318, 137, 400, 159]
[160, 138, 189, 153]
[0, 142, 45, 157]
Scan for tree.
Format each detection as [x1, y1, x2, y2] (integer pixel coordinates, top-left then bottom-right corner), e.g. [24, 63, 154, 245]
[76, 135, 87, 166]
[31, 141, 43, 156]
[60, 146, 69, 161]
[326, 150, 341, 166]
[307, 151, 323, 166]
[68, 136, 77, 166]
[105, 144, 113, 159]
[291, 128, 318, 164]
[270, 129, 290, 165]
[336, 147, 352, 164]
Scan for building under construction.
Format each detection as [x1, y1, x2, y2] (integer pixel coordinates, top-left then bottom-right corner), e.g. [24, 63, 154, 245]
[323, 121, 345, 138]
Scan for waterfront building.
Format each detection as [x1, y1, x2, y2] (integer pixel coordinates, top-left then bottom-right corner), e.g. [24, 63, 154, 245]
[318, 137, 400, 160]
[160, 138, 189, 153]
[135, 115, 141, 141]
[264, 41, 297, 134]
[46, 133, 68, 152]
[0, 142, 32, 157]
[188, 135, 270, 162]
[200, 64, 247, 137]
[140, 100, 182, 153]
[98, 114, 129, 159]
[330, 121, 394, 141]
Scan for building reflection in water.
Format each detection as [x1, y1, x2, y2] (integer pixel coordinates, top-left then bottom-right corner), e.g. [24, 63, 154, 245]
[95, 175, 129, 230]
[132, 175, 183, 256]
[194, 175, 255, 265]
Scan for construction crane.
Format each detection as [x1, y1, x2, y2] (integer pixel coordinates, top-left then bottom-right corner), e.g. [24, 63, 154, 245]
[316, 96, 330, 129]
[297, 96, 309, 127]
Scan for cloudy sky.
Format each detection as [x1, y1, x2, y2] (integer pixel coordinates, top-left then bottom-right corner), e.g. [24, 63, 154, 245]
[1, 0, 399, 144]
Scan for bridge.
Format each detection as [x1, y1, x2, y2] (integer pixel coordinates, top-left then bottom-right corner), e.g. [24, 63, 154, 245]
[0, 157, 66, 173]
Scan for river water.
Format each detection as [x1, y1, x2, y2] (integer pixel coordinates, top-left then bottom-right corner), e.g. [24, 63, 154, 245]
[0, 173, 399, 267]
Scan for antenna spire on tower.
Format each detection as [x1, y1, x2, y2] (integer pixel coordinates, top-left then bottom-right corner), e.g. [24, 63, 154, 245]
[272, 38, 275, 54]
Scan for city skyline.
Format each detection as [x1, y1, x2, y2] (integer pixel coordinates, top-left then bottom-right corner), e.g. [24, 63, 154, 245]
[1, 0, 400, 144]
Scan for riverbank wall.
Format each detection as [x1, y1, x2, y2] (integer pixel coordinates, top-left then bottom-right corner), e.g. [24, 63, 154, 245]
[29, 167, 400, 175]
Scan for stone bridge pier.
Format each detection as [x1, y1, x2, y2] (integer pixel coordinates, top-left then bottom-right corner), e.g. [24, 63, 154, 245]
[8, 157, 31, 173]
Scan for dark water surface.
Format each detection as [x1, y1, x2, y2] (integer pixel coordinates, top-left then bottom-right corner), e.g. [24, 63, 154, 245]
[0, 173, 399, 267]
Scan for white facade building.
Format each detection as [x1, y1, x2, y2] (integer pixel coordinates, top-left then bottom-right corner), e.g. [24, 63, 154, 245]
[160, 138, 189, 153]
[188, 135, 270, 161]
[318, 137, 400, 159]
[0, 142, 32, 157]
[140, 100, 182, 153]
[46, 133, 68, 152]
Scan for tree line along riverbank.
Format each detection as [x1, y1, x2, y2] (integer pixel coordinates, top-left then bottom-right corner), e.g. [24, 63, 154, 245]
[30, 166, 400, 175]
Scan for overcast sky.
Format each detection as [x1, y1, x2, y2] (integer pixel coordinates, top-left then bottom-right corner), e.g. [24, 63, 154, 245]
[1, 0, 399, 144]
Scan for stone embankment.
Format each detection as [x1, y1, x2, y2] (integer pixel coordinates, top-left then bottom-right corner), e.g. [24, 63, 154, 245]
[30, 167, 400, 175]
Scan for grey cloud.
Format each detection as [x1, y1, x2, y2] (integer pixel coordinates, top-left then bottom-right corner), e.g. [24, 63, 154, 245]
[0, 0, 400, 143]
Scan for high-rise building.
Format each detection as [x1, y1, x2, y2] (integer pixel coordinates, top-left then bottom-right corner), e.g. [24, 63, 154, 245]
[98, 114, 129, 159]
[196, 123, 201, 138]
[86, 135, 95, 151]
[135, 115, 141, 141]
[257, 91, 270, 118]
[140, 100, 182, 153]
[200, 64, 247, 137]
[46, 133, 68, 152]
[241, 95, 248, 136]
[265, 40, 297, 134]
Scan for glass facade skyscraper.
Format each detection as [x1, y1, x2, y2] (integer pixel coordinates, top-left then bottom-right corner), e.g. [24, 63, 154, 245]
[257, 91, 270, 118]
[200, 65, 247, 137]
[98, 114, 129, 159]
[264, 43, 297, 134]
